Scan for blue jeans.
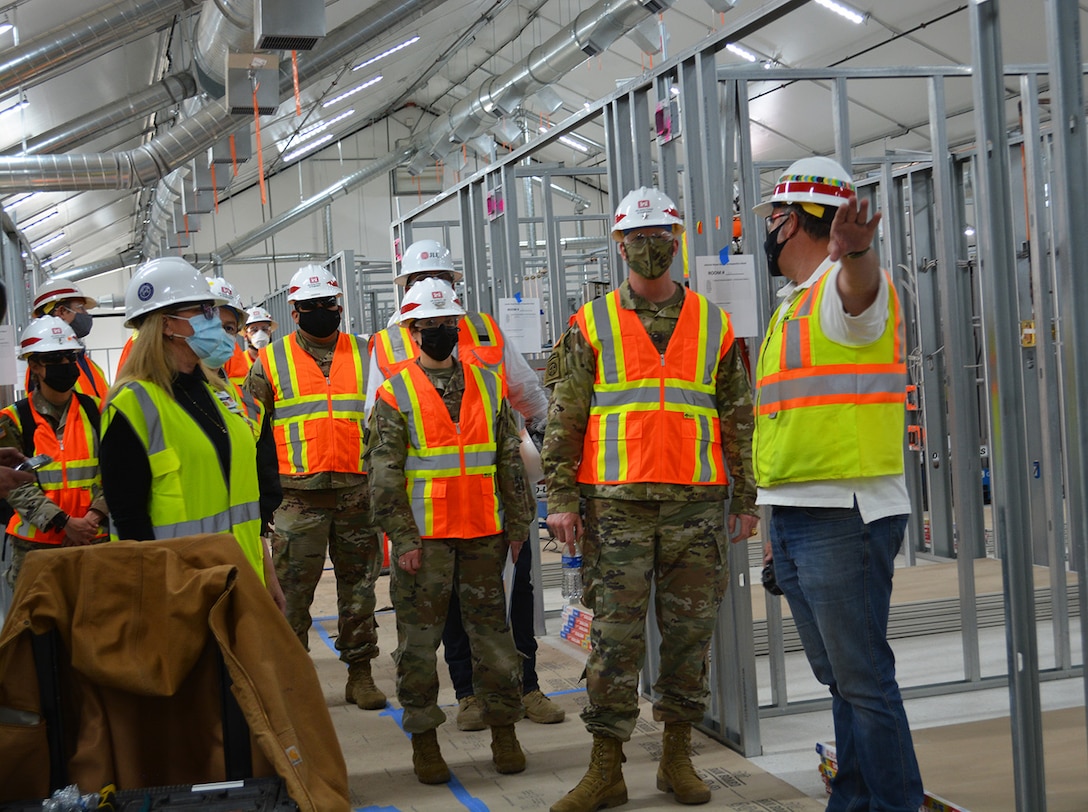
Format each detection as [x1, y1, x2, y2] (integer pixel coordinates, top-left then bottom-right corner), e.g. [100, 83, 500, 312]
[770, 505, 923, 812]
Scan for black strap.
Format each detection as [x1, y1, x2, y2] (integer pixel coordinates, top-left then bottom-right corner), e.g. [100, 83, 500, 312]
[73, 392, 100, 435]
[14, 398, 35, 457]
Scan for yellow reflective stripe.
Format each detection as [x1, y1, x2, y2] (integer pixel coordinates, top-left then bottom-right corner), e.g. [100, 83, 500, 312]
[467, 365, 497, 445]
[694, 295, 709, 385]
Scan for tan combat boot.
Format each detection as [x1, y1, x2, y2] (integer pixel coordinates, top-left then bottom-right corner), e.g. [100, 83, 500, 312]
[490, 724, 527, 774]
[345, 661, 387, 710]
[656, 723, 711, 805]
[550, 735, 627, 812]
[411, 729, 451, 784]
[456, 696, 486, 731]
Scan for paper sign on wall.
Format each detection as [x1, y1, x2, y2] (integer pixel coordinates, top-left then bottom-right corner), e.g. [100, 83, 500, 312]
[693, 254, 759, 338]
[498, 297, 543, 354]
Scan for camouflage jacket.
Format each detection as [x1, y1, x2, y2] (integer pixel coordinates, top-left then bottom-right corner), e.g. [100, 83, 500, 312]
[365, 360, 535, 558]
[542, 279, 757, 515]
[244, 329, 366, 491]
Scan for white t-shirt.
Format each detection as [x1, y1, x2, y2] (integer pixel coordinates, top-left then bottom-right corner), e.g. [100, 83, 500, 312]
[756, 258, 911, 524]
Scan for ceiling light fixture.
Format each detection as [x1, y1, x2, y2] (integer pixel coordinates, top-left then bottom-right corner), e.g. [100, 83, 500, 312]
[32, 231, 64, 251]
[322, 74, 383, 108]
[21, 208, 58, 230]
[352, 35, 420, 72]
[287, 108, 356, 150]
[0, 93, 28, 117]
[0, 13, 13, 36]
[538, 126, 591, 154]
[814, 0, 865, 25]
[3, 192, 36, 210]
[282, 133, 335, 163]
[726, 43, 758, 62]
[42, 249, 71, 266]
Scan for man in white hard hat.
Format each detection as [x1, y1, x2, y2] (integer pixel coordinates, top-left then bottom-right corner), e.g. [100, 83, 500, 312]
[367, 277, 536, 784]
[30, 279, 108, 398]
[244, 264, 386, 710]
[367, 238, 563, 732]
[543, 187, 758, 811]
[1, 316, 108, 587]
[243, 306, 278, 365]
[753, 157, 923, 812]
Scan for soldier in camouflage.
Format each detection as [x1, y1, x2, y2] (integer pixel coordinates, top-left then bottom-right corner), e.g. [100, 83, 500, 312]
[366, 278, 536, 785]
[543, 187, 758, 812]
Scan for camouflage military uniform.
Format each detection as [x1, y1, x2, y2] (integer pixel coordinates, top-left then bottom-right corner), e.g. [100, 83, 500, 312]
[0, 391, 108, 588]
[542, 279, 756, 741]
[245, 333, 381, 664]
[366, 361, 534, 734]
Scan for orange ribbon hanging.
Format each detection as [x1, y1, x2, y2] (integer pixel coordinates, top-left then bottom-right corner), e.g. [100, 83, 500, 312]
[253, 82, 268, 206]
[229, 134, 238, 177]
[292, 51, 301, 117]
[210, 164, 220, 213]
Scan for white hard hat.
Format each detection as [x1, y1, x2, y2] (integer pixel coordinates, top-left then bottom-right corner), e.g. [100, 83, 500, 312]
[394, 239, 463, 286]
[18, 316, 82, 359]
[753, 156, 856, 218]
[245, 306, 278, 331]
[611, 187, 685, 242]
[287, 264, 342, 302]
[32, 278, 98, 315]
[397, 277, 466, 323]
[124, 257, 229, 328]
[207, 276, 245, 316]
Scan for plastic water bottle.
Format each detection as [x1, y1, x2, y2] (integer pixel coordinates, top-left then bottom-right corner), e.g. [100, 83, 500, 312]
[561, 551, 583, 605]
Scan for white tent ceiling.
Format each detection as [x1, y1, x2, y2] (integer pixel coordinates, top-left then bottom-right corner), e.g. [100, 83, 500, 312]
[0, 0, 1071, 275]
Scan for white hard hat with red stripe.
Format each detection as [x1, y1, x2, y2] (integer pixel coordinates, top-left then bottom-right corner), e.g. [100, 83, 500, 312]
[396, 277, 466, 323]
[124, 257, 230, 328]
[32, 279, 98, 315]
[753, 157, 856, 218]
[207, 276, 245, 316]
[287, 264, 342, 302]
[394, 239, 463, 286]
[611, 187, 685, 242]
[18, 315, 82, 359]
[245, 306, 278, 331]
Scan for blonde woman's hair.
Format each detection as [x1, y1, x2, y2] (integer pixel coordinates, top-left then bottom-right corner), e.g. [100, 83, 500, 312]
[106, 311, 226, 404]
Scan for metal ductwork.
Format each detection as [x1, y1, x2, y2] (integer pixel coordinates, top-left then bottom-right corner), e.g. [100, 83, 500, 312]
[13, 73, 198, 156]
[192, 0, 255, 98]
[53, 250, 141, 283]
[0, 0, 193, 96]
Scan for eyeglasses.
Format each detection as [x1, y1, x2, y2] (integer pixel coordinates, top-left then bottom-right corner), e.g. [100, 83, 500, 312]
[295, 297, 339, 312]
[57, 301, 87, 315]
[765, 209, 792, 233]
[622, 233, 673, 249]
[413, 318, 459, 330]
[37, 352, 83, 366]
[166, 303, 219, 321]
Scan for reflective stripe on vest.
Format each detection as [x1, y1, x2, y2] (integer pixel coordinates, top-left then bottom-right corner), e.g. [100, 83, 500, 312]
[378, 362, 504, 538]
[574, 289, 732, 486]
[261, 332, 367, 475]
[2, 395, 104, 545]
[753, 267, 907, 485]
[371, 312, 506, 379]
[102, 381, 265, 583]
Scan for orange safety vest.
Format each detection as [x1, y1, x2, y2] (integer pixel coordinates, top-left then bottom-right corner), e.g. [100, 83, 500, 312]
[222, 343, 253, 386]
[574, 288, 733, 487]
[1, 395, 106, 545]
[260, 332, 367, 476]
[369, 312, 505, 379]
[116, 333, 136, 378]
[377, 361, 505, 539]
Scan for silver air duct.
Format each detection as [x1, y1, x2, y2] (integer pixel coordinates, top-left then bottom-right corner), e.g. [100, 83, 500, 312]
[14, 73, 198, 156]
[192, 0, 254, 98]
[0, 0, 192, 96]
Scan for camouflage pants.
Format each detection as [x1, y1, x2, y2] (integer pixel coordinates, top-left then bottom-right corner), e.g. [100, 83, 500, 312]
[3, 537, 58, 589]
[390, 533, 523, 734]
[581, 497, 728, 741]
[272, 482, 381, 663]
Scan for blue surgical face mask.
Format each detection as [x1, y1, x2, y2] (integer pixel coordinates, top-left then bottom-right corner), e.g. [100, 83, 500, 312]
[172, 312, 237, 368]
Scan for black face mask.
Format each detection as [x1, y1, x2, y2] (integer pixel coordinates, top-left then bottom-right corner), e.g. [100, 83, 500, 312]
[69, 312, 93, 338]
[43, 363, 80, 393]
[297, 308, 341, 338]
[417, 324, 459, 361]
[763, 220, 789, 278]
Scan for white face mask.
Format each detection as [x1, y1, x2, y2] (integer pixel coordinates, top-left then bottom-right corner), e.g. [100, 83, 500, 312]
[249, 329, 270, 349]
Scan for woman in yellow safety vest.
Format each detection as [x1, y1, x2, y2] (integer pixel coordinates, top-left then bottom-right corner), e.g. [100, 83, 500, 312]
[0, 316, 108, 587]
[99, 257, 284, 610]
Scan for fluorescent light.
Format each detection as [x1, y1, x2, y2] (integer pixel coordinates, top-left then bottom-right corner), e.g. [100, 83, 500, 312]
[282, 133, 335, 163]
[21, 209, 58, 230]
[726, 43, 758, 62]
[32, 231, 65, 251]
[0, 93, 28, 117]
[42, 249, 71, 266]
[280, 108, 355, 152]
[0, 13, 13, 36]
[814, 0, 865, 25]
[538, 126, 591, 154]
[3, 192, 36, 211]
[322, 74, 382, 108]
[352, 35, 420, 71]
